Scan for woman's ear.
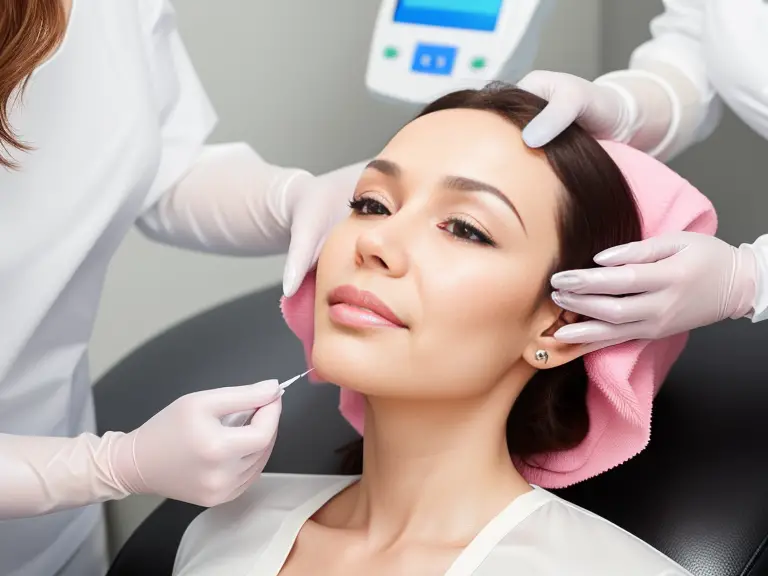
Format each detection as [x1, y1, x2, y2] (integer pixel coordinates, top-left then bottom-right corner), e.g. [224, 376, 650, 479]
[522, 300, 588, 370]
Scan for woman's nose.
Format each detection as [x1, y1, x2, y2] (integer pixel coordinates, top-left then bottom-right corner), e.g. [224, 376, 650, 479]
[354, 221, 409, 277]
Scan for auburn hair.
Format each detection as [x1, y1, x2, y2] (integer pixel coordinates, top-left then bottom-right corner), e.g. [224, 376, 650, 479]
[0, 0, 67, 169]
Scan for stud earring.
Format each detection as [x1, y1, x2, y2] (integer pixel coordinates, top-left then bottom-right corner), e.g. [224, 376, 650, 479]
[535, 350, 549, 364]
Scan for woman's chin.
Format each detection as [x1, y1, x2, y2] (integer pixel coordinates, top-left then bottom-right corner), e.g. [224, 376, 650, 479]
[311, 342, 401, 395]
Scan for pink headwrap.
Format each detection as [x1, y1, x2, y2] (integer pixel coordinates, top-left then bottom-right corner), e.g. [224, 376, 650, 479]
[280, 140, 717, 488]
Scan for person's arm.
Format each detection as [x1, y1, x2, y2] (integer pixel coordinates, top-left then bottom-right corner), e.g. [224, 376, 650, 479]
[520, 0, 721, 162]
[137, 142, 365, 255]
[131, 1, 364, 294]
[595, 0, 722, 160]
[137, 142, 311, 257]
[138, 143, 366, 295]
[0, 382, 282, 520]
[0, 432, 130, 519]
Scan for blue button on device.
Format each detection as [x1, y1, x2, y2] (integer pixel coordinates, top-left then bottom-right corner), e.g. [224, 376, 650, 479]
[411, 43, 457, 76]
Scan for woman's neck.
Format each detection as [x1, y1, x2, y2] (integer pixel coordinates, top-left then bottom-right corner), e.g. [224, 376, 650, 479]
[327, 392, 531, 547]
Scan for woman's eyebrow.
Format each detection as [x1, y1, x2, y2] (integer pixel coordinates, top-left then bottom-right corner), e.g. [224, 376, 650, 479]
[363, 160, 527, 234]
[365, 159, 400, 178]
[443, 176, 527, 234]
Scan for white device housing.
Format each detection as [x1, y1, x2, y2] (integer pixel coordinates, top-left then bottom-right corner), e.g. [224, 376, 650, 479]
[366, 0, 555, 104]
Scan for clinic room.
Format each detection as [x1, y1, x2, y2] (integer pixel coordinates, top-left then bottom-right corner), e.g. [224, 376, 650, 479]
[2, 0, 767, 575]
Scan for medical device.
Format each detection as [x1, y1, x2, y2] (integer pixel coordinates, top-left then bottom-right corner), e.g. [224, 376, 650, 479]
[220, 369, 315, 428]
[366, 0, 556, 104]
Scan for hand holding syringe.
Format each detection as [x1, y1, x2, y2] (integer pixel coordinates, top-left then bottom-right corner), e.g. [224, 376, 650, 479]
[220, 369, 314, 427]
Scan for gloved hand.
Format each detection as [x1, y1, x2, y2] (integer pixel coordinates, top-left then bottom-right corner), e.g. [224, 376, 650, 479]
[282, 161, 367, 296]
[549, 232, 758, 347]
[0, 380, 282, 519]
[112, 380, 282, 507]
[137, 144, 366, 299]
[518, 70, 637, 147]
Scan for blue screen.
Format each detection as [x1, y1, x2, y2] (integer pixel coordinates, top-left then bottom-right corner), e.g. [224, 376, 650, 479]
[394, 0, 503, 32]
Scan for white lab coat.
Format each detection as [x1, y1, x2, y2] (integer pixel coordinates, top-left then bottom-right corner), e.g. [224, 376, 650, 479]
[624, 0, 768, 321]
[0, 0, 215, 574]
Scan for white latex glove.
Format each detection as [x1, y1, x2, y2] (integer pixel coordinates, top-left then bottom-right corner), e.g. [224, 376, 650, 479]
[517, 68, 696, 160]
[518, 70, 638, 146]
[137, 143, 366, 298]
[282, 160, 367, 296]
[549, 232, 758, 347]
[0, 380, 282, 519]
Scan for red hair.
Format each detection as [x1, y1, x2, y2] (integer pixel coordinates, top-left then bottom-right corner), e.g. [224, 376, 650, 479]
[0, 0, 67, 169]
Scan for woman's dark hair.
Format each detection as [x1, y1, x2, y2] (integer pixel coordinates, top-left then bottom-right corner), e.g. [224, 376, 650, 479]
[339, 82, 642, 474]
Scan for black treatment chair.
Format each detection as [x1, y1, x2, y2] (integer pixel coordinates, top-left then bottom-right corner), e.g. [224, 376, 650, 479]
[95, 283, 768, 576]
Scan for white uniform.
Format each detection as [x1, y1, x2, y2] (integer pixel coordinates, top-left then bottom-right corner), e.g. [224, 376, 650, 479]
[625, 0, 768, 154]
[0, 0, 215, 574]
[173, 473, 692, 576]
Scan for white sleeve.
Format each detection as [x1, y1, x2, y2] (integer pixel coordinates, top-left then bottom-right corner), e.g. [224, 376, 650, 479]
[132, 0, 324, 257]
[134, 0, 217, 217]
[138, 142, 365, 257]
[595, 0, 722, 161]
[137, 142, 314, 257]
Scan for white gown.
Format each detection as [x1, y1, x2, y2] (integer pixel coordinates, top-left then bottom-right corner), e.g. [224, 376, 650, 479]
[173, 473, 692, 576]
[0, 0, 215, 574]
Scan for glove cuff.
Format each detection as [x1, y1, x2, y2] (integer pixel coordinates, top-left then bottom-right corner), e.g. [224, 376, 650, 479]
[730, 243, 759, 320]
[592, 77, 641, 144]
[106, 430, 149, 497]
[268, 169, 316, 232]
[596, 69, 682, 159]
[745, 236, 768, 323]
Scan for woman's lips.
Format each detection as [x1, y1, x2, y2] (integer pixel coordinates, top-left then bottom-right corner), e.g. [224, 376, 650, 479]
[327, 285, 407, 329]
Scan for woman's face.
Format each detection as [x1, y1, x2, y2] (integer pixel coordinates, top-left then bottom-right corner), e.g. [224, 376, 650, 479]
[312, 109, 577, 400]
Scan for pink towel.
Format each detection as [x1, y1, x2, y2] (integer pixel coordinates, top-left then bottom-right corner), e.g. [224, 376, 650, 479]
[280, 140, 717, 488]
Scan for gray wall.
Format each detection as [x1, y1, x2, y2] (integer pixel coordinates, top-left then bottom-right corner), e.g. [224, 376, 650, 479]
[602, 1, 768, 248]
[95, 0, 603, 551]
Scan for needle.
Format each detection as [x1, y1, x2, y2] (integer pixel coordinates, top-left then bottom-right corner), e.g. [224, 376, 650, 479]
[220, 369, 314, 427]
[279, 368, 314, 391]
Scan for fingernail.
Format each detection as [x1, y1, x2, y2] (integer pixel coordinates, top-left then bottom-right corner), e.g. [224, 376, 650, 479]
[253, 379, 279, 395]
[550, 272, 583, 290]
[551, 291, 564, 306]
[282, 266, 297, 297]
[522, 127, 545, 148]
[594, 246, 626, 265]
[553, 325, 588, 342]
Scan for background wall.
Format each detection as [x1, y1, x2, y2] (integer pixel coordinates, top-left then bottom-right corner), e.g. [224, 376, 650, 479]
[93, 0, 602, 554]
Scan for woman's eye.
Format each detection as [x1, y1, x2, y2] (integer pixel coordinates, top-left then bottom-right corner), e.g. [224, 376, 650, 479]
[349, 197, 391, 216]
[441, 219, 495, 246]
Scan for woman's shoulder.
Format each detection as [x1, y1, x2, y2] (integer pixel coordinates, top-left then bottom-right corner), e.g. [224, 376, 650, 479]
[184, 472, 355, 535]
[173, 474, 356, 575]
[481, 488, 692, 576]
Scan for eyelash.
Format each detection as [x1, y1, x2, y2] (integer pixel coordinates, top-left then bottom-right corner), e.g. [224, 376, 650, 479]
[348, 196, 496, 247]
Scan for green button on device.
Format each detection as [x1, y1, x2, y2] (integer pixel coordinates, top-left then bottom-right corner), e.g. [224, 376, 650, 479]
[470, 57, 487, 70]
[383, 46, 399, 59]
